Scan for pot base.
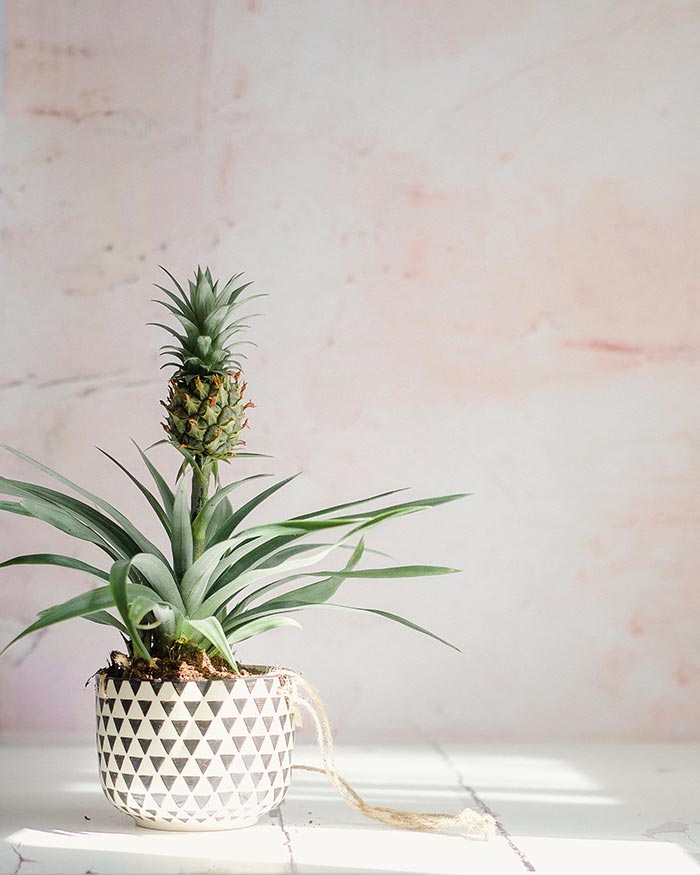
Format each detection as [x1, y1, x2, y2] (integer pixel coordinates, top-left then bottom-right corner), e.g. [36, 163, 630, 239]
[133, 815, 260, 832]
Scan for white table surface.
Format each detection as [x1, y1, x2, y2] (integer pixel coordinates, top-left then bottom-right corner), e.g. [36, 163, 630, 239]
[0, 741, 698, 875]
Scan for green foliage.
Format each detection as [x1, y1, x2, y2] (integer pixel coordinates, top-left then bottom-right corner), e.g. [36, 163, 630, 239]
[0, 265, 466, 671]
[0, 444, 464, 668]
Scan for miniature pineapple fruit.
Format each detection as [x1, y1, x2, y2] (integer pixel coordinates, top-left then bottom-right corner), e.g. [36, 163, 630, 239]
[155, 266, 256, 464]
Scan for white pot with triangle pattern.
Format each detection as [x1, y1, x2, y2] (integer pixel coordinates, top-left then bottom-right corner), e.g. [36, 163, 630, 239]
[95, 669, 295, 830]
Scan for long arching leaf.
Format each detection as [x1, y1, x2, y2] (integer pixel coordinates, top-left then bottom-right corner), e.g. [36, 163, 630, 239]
[171, 476, 193, 579]
[18, 496, 119, 555]
[132, 441, 174, 517]
[193, 526, 366, 619]
[97, 449, 171, 535]
[291, 565, 459, 579]
[0, 447, 170, 565]
[331, 605, 460, 651]
[110, 560, 153, 661]
[227, 615, 301, 646]
[205, 534, 299, 596]
[231, 539, 366, 617]
[230, 602, 459, 651]
[192, 474, 272, 543]
[291, 488, 409, 520]
[1, 581, 155, 654]
[0, 500, 31, 517]
[84, 611, 128, 634]
[13, 483, 134, 555]
[0, 553, 109, 582]
[226, 509, 428, 616]
[206, 474, 300, 545]
[333, 494, 469, 522]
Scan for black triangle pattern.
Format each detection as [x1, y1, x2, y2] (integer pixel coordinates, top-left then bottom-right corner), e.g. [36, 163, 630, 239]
[95, 674, 295, 828]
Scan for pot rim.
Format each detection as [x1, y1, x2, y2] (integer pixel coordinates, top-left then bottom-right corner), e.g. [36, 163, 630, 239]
[96, 665, 294, 690]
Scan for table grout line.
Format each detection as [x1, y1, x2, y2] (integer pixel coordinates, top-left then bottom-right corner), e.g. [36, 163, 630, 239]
[269, 803, 298, 875]
[10, 846, 37, 875]
[432, 742, 537, 873]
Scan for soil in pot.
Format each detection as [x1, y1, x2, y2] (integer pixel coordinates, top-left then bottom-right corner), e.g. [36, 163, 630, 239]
[103, 642, 260, 682]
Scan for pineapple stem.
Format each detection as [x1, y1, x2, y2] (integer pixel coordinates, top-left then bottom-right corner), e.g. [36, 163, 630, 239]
[191, 457, 210, 560]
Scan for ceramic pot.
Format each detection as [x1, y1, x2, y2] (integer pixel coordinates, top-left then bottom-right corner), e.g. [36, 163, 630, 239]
[95, 670, 295, 830]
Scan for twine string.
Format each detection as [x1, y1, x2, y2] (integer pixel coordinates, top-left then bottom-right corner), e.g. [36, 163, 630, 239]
[273, 670, 495, 841]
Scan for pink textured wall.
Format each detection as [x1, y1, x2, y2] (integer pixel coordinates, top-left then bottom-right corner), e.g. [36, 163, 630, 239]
[1, 1, 699, 741]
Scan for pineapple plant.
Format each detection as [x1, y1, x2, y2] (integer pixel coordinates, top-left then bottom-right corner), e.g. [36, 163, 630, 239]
[0, 266, 464, 670]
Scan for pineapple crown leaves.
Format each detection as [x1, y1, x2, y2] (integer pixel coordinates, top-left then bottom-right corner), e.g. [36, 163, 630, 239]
[0, 442, 467, 669]
[151, 265, 265, 379]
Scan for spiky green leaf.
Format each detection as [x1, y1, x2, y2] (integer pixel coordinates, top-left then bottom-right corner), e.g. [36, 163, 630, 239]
[206, 474, 300, 545]
[192, 474, 272, 543]
[0, 553, 109, 582]
[109, 560, 152, 661]
[227, 615, 302, 646]
[132, 441, 174, 517]
[97, 448, 171, 535]
[1, 581, 155, 655]
[171, 476, 193, 579]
